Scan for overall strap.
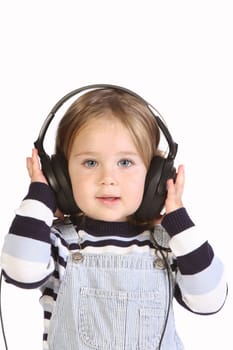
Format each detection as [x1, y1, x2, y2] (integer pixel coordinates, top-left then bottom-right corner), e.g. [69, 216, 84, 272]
[53, 218, 78, 245]
[152, 225, 170, 249]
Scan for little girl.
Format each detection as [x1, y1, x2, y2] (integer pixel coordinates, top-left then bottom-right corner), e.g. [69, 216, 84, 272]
[1, 86, 227, 349]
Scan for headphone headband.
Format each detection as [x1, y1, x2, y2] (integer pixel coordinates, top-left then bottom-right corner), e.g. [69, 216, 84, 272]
[34, 84, 178, 160]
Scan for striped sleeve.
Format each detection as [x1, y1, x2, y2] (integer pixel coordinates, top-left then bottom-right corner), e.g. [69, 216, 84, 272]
[1, 182, 57, 288]
[161, 207, 227, 314]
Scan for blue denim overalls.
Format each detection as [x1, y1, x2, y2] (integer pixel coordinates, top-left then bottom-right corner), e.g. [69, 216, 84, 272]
[46, 224, 184, 350]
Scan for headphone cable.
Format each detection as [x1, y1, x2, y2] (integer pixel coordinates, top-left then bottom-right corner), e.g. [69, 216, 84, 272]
[157, 248, 172, 349]
[0, 271, 8, 350]
[150, 231, 172, 350]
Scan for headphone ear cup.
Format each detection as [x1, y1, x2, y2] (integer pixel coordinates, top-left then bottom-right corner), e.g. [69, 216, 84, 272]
[50, 154, 80, 215]
[40, 153, 79, 215]
[135, 156, 176, 221]
[39, 153, 61, 194]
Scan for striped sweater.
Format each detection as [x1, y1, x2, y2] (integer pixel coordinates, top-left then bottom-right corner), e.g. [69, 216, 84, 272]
[1, 182, 227, 348]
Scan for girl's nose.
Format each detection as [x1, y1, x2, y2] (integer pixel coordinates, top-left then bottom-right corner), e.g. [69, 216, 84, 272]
[99, 166, 117, 186]
[100, 177, 117, 186]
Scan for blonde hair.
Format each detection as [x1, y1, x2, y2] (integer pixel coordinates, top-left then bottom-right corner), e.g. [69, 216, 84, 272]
[55, 88, 161, 169]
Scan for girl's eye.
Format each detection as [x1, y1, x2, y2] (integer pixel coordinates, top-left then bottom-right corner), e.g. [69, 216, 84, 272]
[83, 160, 98, 168]
[118, 159, 133, 168]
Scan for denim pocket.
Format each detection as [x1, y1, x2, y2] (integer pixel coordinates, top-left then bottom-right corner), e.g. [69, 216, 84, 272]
[78, 287, 128, 349]
[139, 306, 165, 350]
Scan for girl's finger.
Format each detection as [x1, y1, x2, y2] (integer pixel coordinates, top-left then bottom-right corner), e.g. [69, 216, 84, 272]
[26, 157, 33, 178]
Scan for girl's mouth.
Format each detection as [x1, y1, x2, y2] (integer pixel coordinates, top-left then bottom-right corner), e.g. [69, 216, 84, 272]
[96, 196, 120, 205]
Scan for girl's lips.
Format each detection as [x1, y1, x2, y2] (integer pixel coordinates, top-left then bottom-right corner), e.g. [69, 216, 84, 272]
[96, 196, 120, 205]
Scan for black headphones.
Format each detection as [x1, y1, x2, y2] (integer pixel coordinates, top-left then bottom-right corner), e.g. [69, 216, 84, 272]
[34, 84, 178, 221]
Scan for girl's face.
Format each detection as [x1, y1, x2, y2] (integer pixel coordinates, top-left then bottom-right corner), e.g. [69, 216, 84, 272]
[68, 116, 147, 222]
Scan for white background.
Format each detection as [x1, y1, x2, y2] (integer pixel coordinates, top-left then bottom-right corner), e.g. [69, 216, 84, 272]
[0, 1, 232, 349]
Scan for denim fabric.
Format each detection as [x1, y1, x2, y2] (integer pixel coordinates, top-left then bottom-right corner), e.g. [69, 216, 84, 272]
[47, 226, 184, 350]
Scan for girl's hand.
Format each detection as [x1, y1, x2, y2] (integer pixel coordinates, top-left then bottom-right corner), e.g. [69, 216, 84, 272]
[165, 164, 185, 214]
[153, 164, 185, 225]
[26, 148, 48, 184]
